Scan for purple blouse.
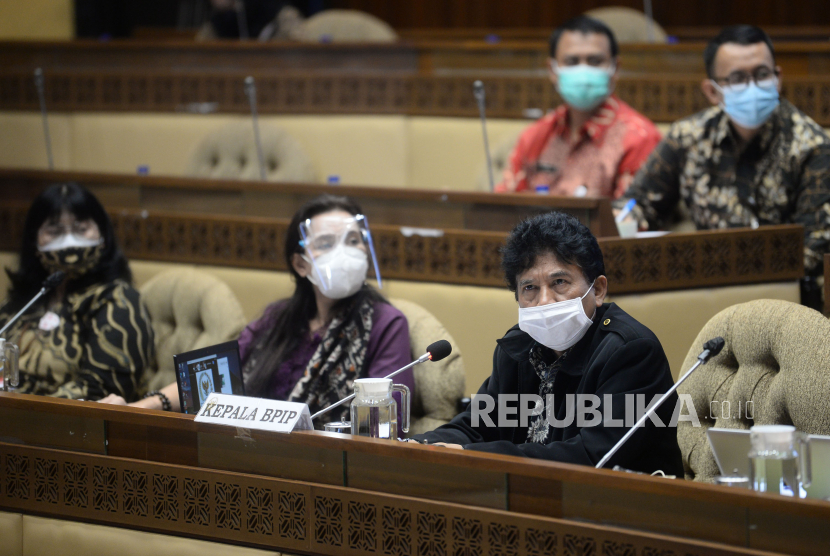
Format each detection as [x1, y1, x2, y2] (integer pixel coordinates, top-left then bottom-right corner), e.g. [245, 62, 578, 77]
[238, 301, 415, 402]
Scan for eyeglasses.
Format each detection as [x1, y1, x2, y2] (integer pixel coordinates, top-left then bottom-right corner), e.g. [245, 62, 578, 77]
[712, 67, 779, 92]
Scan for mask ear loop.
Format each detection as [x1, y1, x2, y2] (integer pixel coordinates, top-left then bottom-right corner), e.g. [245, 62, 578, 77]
[580, 279, 599, 320]
[299, 220, 330, 291]
[606, 62, 617, 96]
[581, 279, 597, 300]
[709, 80, 728, 111]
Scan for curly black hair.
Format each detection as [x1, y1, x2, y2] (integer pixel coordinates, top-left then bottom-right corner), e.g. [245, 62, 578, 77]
[501, 211, 605, 295]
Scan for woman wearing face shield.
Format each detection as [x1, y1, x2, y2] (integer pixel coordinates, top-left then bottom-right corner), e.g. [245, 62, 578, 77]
[238, 194, 414, 424]
[0, 183, 155, 400]
[103, 194, 414, 423]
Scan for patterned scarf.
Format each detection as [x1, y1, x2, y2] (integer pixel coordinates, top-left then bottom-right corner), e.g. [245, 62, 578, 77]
[286, 298, 375, 423]
[526, 343, 569, 444]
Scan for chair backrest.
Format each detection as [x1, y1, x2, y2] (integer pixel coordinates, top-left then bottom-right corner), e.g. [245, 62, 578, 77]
[677, 299, 830, 481]
[186, 122, 316, 183]
[294, 9, 397, 43]
[139, 268, 247, 393]
[584, 7, 668, 43]
[389, 298, 466, 435]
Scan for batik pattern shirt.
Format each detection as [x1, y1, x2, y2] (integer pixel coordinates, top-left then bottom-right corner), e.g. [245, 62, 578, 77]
[0, 280, 155, 400]
[617, 99, 830, 274]
[497, 95, 662, 198]
[526, 343, 569, 444]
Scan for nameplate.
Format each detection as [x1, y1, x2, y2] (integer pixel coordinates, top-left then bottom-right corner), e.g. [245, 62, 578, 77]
[194, 393, 313, 433]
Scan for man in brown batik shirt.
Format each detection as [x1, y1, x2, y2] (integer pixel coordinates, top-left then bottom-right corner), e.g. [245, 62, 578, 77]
[616, 25, 830, 278]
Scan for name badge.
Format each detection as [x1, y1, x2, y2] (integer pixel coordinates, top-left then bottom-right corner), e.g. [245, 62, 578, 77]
[194, 393, 313, 433]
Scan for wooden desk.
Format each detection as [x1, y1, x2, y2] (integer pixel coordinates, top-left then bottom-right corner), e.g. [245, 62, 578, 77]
[399, 26, 830, 44]
[0, 168, 619, 238]
[0, 392, 826, 555]
[0, 170, 805, 294]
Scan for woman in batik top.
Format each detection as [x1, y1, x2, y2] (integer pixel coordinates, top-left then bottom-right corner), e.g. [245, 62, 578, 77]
[0, 183, 154, 400]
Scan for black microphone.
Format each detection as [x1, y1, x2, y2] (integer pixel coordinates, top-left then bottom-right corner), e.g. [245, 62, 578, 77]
[243, 76, 267, 181]
[43, 270, 66, 291]
[311, 339, 453, 421]
[473, 80, 495, 192]
[595, 337, 725, 469]
[33, 67, 54, 171]
[427, 339, 452, 362]
[0, 271, 66, 337]
[699, 337, 725, 363]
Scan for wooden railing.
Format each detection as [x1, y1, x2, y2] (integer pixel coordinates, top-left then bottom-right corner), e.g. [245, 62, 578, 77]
[0, 170, 804, 294]
[3, 41, 830, 123]
[0, 392, 828, 556]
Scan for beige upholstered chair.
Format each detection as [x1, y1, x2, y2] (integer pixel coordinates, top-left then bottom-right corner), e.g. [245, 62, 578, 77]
[585, 7, 668, 43]
[676, 300, 830, 482]
[293, 9, 397, 43]
[186, 122, 316, 183]
[390, 298, 466, 435]
[139, 269, 247, 393]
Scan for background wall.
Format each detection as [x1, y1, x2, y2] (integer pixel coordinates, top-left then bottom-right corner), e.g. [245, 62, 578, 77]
[0, 112, 533, 191]
[0, 0, 74, 40]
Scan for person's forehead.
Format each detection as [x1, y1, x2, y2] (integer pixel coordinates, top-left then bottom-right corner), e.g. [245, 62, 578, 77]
[43, 210, 80, 226]
[309, 210, 358, 233]
[556, 31, 612, 60]
[517, 251, 582, 281]
[713, 42, 774, 75]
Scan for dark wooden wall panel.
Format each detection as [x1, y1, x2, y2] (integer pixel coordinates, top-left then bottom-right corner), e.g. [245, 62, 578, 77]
[330, 0, 830, 29]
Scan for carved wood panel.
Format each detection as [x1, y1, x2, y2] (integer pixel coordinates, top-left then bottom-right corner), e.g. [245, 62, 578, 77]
[0, 203, 804, 294]
[3, 69, 830, 125]
[0, 441, 768, 556]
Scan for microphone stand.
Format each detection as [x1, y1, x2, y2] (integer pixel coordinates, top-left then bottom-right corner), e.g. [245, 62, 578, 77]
[310, 352, 431, 421]
[595, 340, 723, 469]
[34, 68, 54, 171]
[1, 287, 52, 338]
[243, 76, 267, 182]
[473, 80, 495, 192]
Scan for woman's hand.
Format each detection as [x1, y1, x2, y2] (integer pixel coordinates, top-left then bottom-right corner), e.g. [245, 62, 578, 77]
[98, 393, 162, 410]
[98, 393, 127, 405]
[432, 442, 464, 449]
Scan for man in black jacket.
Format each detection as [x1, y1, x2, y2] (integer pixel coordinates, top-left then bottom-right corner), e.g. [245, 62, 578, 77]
[413, 212, 684, 476]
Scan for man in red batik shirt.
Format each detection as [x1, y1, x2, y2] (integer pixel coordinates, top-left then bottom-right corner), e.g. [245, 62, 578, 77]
[497, 15, 661, 198]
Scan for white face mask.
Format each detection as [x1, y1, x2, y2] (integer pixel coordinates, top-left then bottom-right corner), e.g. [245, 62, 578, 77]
[38, 233, 101, 252]
[303, 244, 368, 300]
[518, 280, 596, 351]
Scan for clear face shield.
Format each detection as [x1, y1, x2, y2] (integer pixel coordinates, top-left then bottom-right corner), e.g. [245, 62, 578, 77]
[299, 213, 382, 299]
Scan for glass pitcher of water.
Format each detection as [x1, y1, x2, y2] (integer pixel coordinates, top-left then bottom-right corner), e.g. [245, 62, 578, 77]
[350, 378, 409, 439]
[0, 338, 20, 392]
[749, 424, 811, 497]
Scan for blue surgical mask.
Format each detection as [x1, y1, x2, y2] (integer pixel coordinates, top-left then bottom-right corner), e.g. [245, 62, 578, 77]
[553, 63, 614, 112]
[713, 81, 780, 130]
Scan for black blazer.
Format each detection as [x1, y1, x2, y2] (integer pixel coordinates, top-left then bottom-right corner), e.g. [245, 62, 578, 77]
[416, 303, 684, 476]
